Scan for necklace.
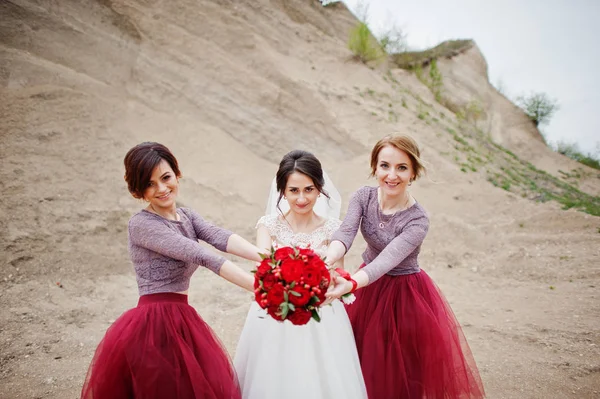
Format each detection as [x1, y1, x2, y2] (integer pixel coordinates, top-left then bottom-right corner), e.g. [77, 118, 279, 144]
[377, 191, 410, 229]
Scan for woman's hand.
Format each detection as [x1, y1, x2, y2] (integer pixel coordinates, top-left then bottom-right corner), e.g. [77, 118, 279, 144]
[322, 276, 353, 306]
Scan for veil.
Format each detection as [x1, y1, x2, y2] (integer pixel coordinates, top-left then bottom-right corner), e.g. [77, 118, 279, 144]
[264, 171, 342, 219]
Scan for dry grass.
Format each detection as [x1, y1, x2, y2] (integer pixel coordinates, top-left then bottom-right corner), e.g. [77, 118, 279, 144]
[391, 39, 474, 69]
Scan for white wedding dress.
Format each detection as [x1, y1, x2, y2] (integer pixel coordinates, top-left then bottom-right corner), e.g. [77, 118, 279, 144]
[234, 214, 367, 399]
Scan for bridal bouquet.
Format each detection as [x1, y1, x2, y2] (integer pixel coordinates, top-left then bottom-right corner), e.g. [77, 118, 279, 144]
[253, 246, 331, 325]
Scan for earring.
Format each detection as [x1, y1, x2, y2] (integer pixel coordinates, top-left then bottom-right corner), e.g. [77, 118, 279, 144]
[408, 180, 413, 186]
[284, 196, 287, 200]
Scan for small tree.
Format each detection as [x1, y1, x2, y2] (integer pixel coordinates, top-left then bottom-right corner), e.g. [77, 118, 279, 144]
[516, 92, 559, 127]
[353, 0, 370, 22]
[379, 23, 407, 54]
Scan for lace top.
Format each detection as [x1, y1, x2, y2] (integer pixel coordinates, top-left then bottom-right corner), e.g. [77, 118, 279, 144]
[331, 186, 429, 284]
[256, 214, 342, 256]
[128, 208, 232, 295]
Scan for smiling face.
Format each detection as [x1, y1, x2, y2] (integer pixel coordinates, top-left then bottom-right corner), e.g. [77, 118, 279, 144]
[374, 145, 415, 197]
[283, 172, 320, 216]
[144, 159, 179, 212]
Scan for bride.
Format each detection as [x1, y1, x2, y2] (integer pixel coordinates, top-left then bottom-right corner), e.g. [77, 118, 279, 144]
[234, 150, 367, 399]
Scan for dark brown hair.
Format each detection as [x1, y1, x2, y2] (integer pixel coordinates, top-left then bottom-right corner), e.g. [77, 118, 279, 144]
[275, 150, 329, 213]
[123, 142, 181, 199]
[370, 135, 426, 180]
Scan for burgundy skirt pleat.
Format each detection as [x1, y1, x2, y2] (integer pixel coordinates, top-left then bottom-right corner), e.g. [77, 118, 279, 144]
[347, 268, 485, 399]
[81, 293, 241, 399]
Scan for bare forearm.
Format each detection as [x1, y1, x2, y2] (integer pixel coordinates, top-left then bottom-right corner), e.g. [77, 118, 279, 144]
[226, 234, 264, 262]
[256, 225, 272, 253]
[219, 260, 254, 292]
[325, 240, 346, 266]
[352, 269, 369, 290]
[331, 256, 345, 270]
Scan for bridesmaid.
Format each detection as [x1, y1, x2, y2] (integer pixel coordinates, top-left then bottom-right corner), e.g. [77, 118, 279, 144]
[81, 142, 262, 399]
[325, 135, 485, 398]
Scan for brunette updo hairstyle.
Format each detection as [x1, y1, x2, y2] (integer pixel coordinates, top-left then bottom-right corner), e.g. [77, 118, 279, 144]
[275, 150, 329, 213]
[369, 135, 426, 180]
[123, 142, 181, 199]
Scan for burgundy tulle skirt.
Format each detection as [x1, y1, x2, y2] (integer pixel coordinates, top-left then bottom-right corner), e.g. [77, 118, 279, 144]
[347, 268, 485, 399]
[81, 293, 241, 399]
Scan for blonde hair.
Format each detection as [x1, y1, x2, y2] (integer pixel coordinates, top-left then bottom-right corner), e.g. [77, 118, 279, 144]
[370, 135, 426, 179]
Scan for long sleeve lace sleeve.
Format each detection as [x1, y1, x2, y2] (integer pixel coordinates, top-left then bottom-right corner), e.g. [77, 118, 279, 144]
[330, 187, 367, 253]
[361, 218, 428, 283]
[128, 215, 226, 274]
[181, 208, 233, 252]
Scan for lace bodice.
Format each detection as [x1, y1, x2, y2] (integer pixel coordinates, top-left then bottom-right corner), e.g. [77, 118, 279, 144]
[129, 208, 232, 295]
[331, 186, 428, 283]
[256, 214, 342, 256]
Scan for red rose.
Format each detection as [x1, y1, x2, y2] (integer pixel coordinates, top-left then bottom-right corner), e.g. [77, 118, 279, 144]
[306, 253, 325, 268]
[255, 259, 272, 279]
[287, 308, 312, 326]
[267, 304, 283, 321]
[262, 272, 277, 290]
[320, 267, 331, 288]
[288, 286, 311, 307]
[255, 290, 267, 309]
[266, 282, 285, 305]
[274, 247, 295, 262]
[280, 258, 304, 283]
[302, 263, 323, 287]
[298, 247, 315, 257]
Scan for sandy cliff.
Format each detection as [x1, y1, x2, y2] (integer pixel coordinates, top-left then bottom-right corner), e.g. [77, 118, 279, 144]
[1, 1, 598, 398]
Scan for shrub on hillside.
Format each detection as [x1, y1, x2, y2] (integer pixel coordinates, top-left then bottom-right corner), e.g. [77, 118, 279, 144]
[348, 21, 381, 63]
[516, 92, 559, 127]
[414, 60, 443, 102]
[428, 59, 443, 101]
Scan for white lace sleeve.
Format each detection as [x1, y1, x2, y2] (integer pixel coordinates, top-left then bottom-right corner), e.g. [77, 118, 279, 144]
[325, 218, 342, 240]
[256, 215, 277, 236]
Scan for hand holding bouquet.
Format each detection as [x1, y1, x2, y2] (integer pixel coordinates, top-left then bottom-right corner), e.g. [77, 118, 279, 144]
[253, 246, 331, 326]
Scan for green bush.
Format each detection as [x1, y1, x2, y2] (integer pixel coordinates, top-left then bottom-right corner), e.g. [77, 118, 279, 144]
[348, 22, 381, 63]
[428, 60, 443, 101]
[414, 60, 443, 103]
[465, 100, 484, 122]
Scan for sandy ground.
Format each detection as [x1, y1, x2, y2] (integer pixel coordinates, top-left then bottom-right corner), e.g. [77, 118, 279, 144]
[1, 1, 599, 398]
